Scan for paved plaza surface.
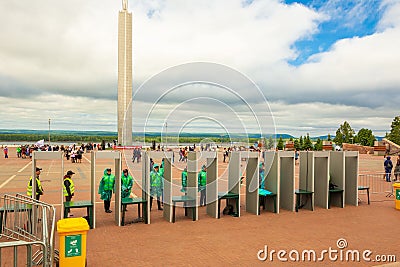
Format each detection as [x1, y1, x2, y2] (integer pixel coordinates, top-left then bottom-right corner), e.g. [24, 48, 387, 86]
[0, 147, 399, 266]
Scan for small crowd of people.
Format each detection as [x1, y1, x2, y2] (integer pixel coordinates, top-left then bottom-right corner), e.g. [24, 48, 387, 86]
[27, 165, 135, 217]
[383, 154, 400, 182]
[132, 148, 142, 163]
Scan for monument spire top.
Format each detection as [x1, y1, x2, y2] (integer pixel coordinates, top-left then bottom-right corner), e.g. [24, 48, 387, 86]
[122, 0, 128, 10]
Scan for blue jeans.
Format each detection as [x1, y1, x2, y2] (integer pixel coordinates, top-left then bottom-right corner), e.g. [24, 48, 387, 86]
[200, 189, 206, 206]
[386, 170, 392, 182]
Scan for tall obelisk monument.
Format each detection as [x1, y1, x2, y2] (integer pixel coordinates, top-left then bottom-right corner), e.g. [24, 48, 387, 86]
[117, 0, 133, 145]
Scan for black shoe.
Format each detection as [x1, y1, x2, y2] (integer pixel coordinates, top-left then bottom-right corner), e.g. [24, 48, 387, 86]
[106, 210, 112, 213]
[158, 207, 163, 210]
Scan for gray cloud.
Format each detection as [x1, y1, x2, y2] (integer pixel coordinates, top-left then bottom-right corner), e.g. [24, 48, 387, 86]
[0, 0, 399, 136]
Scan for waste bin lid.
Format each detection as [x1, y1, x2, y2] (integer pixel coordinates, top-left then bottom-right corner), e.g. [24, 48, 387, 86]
[57, 218, 89, 233]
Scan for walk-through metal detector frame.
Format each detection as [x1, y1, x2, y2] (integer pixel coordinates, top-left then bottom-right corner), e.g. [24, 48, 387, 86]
[344, 151, 359, 206]
[226, 151, 242, 217]
[201, 151, 218, 219]
[187, 151, 199, 221]
[329, 151, 346, 208]
[142, 151, 173, 223]
[91, 151, 121, 228]
[32, 151, 64, 218]
[242, 151, 260, 215]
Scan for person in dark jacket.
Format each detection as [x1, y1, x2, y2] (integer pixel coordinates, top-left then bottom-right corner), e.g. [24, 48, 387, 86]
[384, 156, 393, 182]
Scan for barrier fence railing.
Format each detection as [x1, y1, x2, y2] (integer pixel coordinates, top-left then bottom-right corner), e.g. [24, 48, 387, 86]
[358, 173, 397, 196]
[0, 194, 58, 267]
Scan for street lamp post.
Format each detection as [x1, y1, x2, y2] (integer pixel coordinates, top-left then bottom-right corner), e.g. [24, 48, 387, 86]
[165, 122, 168, 149]
[48, 118, 51, 147]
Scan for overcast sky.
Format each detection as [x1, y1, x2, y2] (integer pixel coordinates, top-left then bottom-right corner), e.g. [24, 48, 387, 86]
[1, 0, 399, 137]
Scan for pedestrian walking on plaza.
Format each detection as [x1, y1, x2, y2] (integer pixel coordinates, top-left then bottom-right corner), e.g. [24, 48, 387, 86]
[27, 167, 44, 201]
[150, 164, 163, 210]
[394, 155, 400, 181]
[3, 146, 8, 158]
[98, 168, 115, 213]
[384, 156, 393, 182]
[198, 165, 207, 206]
[223, 148, 227, 163]
[63, 170, 75, 217]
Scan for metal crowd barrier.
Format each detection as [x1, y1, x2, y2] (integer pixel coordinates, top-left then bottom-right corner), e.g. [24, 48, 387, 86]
[0, 194, 59, 267]
[358, 173, 396, 196]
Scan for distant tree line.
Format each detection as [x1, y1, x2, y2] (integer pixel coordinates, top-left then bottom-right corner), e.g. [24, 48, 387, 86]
[0, 134, 116, 143]
[3, 116, 399, 147]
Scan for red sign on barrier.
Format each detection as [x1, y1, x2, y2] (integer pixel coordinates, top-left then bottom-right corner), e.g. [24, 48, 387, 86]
[113, 146, 142, 150]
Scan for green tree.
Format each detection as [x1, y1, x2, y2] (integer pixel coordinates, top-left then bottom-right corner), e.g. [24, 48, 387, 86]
[299, 136, 304, 150]
[303, 133, 313, 150]
[294, 139, 300, 150]
[267, 136, 274, 149]
[277, 136, 284, 150]
[333, 121, 355, 145]
[314, 138, 323, 151]
[355, 128, 376, 146]
[388, 116, 400, 145]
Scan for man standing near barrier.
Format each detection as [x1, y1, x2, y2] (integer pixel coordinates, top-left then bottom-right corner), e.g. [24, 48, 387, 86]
[63, 170, 75, 217]
[27, 167, 44, 201]
[198, 165, 207, 206]
[98, 168, 115, 213]
[384, 156, 393, 182]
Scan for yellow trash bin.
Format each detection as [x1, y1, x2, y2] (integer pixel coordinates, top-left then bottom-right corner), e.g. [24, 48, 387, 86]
[57, 217, 89, 267]
[393, 183, 400, 210]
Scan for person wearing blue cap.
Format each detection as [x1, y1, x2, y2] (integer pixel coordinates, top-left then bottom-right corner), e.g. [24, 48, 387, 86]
[150, 164, 163, 210]
[384, 156, 393, 182]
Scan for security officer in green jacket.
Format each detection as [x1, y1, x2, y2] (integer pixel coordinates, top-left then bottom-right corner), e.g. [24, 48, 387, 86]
[181, 167, 188, 193]
[198, 165, 207, 206]
[121, 169, 134, 199]
[150, 164, 163, 210]
[27, 167, 44, 201]
[63, 170, 75, 216]
[98, 168, 115, 213]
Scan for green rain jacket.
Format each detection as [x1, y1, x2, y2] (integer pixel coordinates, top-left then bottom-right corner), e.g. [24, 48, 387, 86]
[198, 170, 207, 191]
[181, 170, 187, 192]
[121, 173, 134, 198]
[150, 170, 163, 197]
[98, 169, 115, 201]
